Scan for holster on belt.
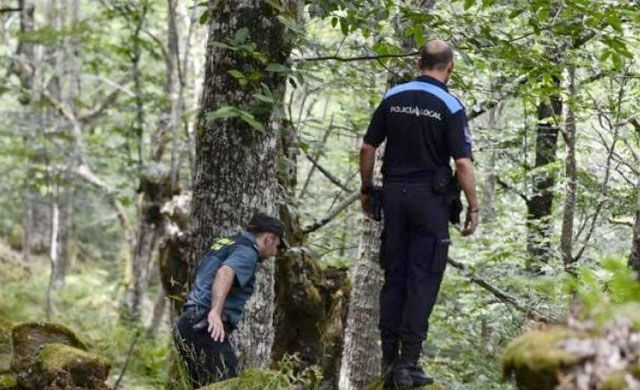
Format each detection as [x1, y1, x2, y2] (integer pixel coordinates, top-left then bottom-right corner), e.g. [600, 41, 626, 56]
[433, 166, 463, 224]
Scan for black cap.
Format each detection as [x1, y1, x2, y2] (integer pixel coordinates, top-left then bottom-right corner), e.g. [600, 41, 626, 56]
[247, 212, 288, 249]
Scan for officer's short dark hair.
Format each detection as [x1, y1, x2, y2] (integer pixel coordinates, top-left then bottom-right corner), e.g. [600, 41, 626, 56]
[419, 41, 454, 71]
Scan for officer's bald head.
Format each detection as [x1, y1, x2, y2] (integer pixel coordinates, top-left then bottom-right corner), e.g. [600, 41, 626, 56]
[419, 40, 454, 71]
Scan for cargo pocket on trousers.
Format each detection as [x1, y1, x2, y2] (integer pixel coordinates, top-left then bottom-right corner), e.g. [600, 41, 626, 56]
[430, 238, 450, 273]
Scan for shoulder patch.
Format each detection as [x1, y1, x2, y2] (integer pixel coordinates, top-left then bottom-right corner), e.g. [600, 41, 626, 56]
[383, 81, 463, 114]
[211, 237, 235, 251]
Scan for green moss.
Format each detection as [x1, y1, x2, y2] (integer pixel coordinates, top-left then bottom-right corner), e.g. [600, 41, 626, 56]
[28, 343, 110, 389]
[7, 226, 22, 250]
[0, 373, 17, 390]
[0, 317, 12, 374]
[502, 327, 582, 390]
[601, 371, 628, 390]
[363, 378, 445, 390]
[629, 363, 640, 379]
[200, 368, 290, 389]
[11, 322, 86, 372]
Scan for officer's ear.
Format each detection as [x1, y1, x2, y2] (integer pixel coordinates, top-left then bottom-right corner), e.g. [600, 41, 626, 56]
[447, 61, 454, 75]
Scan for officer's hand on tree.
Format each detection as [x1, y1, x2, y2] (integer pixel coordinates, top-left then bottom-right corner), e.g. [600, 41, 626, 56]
[207, 310, 225, 342]
[461, 208, 479, 236]
[360, 186, 374, 218]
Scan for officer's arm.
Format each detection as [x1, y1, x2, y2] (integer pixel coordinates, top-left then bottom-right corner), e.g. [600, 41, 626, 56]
[455, 157, 479, 235]
[360, 142, 376, 191]
[207, 265, 235, 341]
[211, 265, 235, 316]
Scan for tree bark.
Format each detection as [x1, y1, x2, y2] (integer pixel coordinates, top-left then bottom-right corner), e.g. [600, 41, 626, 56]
[338, 203, 384, 390]
[481, 107, 498, 223]
[526, 77, 562, 270]
[560, 68, 577, 269]
[629, 176, 640, 274]
[187, 0, 302, 369]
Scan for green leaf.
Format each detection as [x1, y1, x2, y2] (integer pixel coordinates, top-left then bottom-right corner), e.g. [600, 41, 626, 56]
[233, 27, 249, 43]
[199, 10, 209, 25]
[463, 0, 475, 10]
[228, 69, 245, 80]
[237, 110, 265, 132]
[331, 17, 338, 28]
[206, 106, 238, 121]
[265, 63, 289, 73]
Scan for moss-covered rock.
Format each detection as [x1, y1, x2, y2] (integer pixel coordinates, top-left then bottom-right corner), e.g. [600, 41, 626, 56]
[600, 371, 628, 390]
[11, 322, 86, 372]
[0, 373, 17, 390]
[502, 327, 583, 390]
[16, 343, 110, 390]
[199, 368, 290, 389]
[0, 318, 13, 374]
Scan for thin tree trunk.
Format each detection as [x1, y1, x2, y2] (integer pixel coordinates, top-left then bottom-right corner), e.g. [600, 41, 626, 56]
[481, 107, 498, 223]
[560, 68, 577, 269]
[46, 198, 59, 321]
[629, 176, 640, 274]
[338, 147, 385, 390]
[526, 77, 562, 270]
[147, 288, 167, 336]
[188, 0, 302, 369]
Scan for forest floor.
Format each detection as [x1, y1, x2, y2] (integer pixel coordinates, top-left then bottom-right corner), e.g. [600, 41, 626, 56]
[0, 238, 520, 389]
[0, 240, 170, 389]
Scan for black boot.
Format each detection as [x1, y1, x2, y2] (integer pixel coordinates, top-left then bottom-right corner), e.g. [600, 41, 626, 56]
[407, 364, 434, 386]
[394, 340, 434, 387]
[388, 364, 413, 388]
[381, 335, 399, 388]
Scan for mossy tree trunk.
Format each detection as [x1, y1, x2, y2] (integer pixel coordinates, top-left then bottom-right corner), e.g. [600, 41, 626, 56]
[526, 81, 562, 270]
[187, 0, 302, 369]
[271, 122, 350, 386]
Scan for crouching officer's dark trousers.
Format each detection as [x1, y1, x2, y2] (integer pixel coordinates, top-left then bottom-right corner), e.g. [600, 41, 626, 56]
[173, 306, 238, 388]
[379, 180, 449, 363]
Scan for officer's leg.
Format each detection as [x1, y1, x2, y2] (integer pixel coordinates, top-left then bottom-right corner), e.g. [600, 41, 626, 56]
[173, 313, 210, 388]
[379, 182, 409, 376]
[398, 184, 449, 385]
[209, 326, 238, 381]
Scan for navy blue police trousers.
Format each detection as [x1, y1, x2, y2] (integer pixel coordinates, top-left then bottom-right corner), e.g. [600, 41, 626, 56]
[173, 306, 237, 388]
[378, 180, 450, 345]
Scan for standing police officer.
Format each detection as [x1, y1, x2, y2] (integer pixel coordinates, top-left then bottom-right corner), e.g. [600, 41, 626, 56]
[359, 40, 479, 388]
[173, 212, 286, 388]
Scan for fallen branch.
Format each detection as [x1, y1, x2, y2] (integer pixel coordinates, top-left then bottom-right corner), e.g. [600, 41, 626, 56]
[447, 256, 558, 323]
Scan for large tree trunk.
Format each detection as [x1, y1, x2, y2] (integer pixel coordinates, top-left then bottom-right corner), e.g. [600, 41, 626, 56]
[187, 0, 302, 369]
[526, 79, 562, 270]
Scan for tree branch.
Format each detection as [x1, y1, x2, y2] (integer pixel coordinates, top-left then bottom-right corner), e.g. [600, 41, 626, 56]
[447, 256, 558, 323]
[0, 7, 22, 13]
[295, 51, 420, 63]
[302, 191, 359, 234]
[77, 74, 132, 123]
[495, 176, 529, 204]
[608, 218, 634, 228]
[305, 152, 352, 193]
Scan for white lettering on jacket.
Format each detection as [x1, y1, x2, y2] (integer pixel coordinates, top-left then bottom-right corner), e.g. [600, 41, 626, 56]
[389, 105, 442, 120]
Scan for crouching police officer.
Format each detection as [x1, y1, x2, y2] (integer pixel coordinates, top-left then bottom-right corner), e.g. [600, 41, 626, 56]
[173, 212, 286, 388]
[359, 40, 479, 388]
